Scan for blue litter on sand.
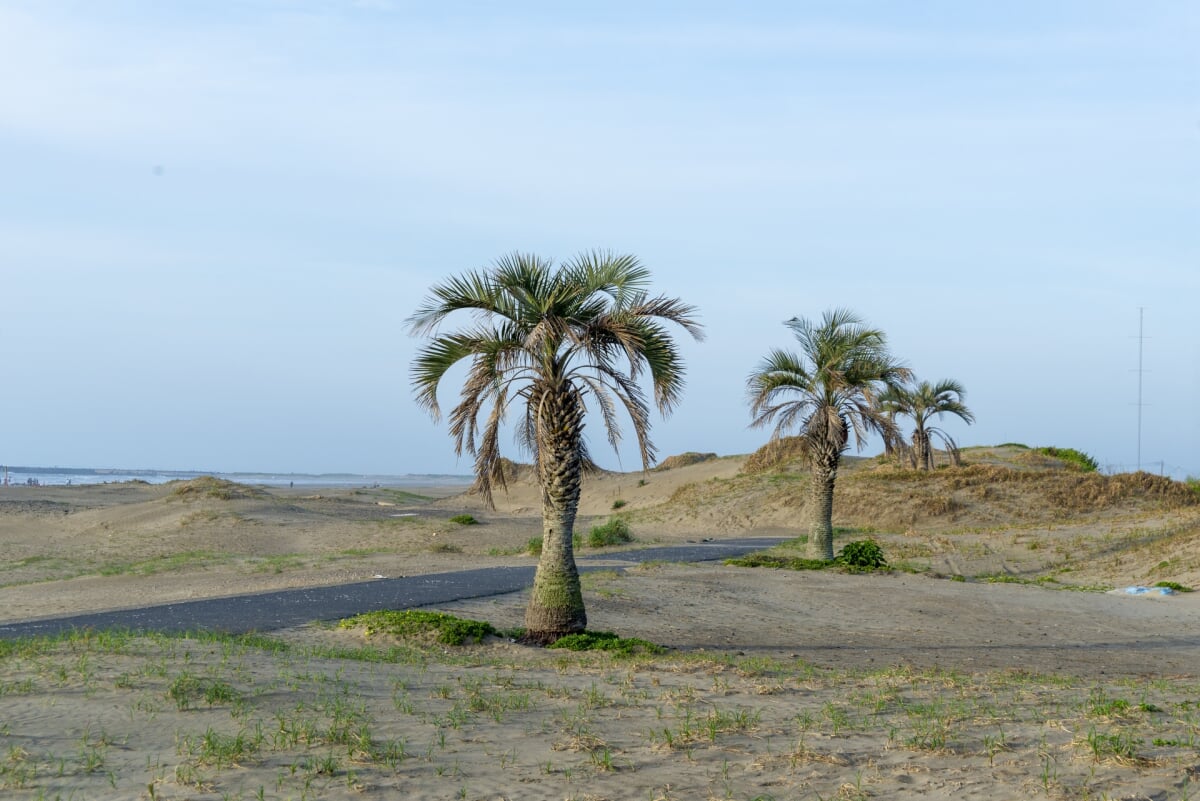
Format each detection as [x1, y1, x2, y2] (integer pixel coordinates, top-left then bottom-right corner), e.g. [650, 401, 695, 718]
[1123, 586, 1174, 596]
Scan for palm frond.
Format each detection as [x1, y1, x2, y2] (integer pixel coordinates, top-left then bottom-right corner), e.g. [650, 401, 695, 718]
[410, 251, 702, 506]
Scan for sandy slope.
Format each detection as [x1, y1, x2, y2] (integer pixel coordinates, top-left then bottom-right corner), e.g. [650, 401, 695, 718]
[2, 456, 1200, 799]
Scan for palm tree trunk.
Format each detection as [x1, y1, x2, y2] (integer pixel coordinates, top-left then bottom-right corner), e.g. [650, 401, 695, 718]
[915, 427, 932, 471]
[808, 454, 838, 560]
[524, 389, 587, 644]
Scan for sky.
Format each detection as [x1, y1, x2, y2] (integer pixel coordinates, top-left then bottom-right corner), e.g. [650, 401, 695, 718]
[1, 1, 1197, 479]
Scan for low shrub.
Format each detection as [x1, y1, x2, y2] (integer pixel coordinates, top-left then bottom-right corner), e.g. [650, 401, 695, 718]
[837, 539, 888, 570]
[588, 517, 634, 548]
[449, 514, 478, 525]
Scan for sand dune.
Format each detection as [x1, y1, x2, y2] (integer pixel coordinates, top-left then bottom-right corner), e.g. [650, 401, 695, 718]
[2, 448, 1199, 799]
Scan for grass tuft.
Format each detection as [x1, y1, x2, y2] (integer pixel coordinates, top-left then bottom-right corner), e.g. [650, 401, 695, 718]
[339, 610, 496, 645]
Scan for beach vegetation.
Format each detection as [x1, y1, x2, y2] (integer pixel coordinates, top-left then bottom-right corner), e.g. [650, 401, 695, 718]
[409, 251, 702, 644]
[338, 610, 497, 645]
[547, 630, 665, 656]
[448, 514, 478, 525]
[1036, 446, 1099, 473]
[587, 517, 634, 548]
[726, 553, 831, 570]
[878, 377, 974, 470]
[170, 476, 265, 501]
[746, 309, 909, 559]
[836, 538, 887, 570]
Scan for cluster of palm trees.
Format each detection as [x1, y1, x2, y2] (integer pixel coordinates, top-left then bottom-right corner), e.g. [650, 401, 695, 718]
[409, 252, 973, 644]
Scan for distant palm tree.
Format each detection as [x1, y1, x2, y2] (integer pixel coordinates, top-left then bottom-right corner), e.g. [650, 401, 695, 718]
[747, 309, 909, 560]
[879, 378, 974, 470]
[409, 252, 703, 643]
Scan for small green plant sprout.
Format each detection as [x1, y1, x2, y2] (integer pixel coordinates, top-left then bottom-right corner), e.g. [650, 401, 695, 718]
[587, 517, 634, 548]
[167, 673, 242, 710]
[836, 539, 887, 571]
[547, 630, 665, 656]
[611, 499, 628, 510]
[448, 514, 478, 525]
[339, 610, 495, 645]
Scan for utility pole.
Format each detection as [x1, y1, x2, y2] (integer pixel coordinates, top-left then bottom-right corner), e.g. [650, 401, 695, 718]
[1135, 307, 1147, 472]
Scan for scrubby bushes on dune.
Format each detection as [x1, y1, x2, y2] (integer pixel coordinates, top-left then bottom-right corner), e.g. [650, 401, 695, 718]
[170, 476, 265, 501]
[587, 517, 634, 547]
[654, 452, 718, 471]
[743, 436, 808, 474]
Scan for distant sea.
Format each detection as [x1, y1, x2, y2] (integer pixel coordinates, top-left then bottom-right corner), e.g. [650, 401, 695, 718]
[0, 466, 472, 489]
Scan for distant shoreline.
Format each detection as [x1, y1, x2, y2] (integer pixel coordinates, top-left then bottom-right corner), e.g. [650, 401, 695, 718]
[0, 465, 472, 488]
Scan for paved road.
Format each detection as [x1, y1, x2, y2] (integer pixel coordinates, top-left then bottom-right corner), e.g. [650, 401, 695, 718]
[0, 537, 787, 639]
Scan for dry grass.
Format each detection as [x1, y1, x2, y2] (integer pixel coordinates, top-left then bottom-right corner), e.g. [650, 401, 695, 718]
[654, 451, 718, 471]
[169, 476, 268, 501]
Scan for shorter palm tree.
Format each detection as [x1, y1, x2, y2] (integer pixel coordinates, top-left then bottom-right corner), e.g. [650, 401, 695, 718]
[747, 309, 909, 560]
[879, 378, 975, 470]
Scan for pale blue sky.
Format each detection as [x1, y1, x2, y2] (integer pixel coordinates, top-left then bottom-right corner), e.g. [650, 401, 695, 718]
[2, 1, 1197, 478]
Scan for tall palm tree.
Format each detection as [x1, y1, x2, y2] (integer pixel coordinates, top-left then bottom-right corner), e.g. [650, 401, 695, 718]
[879, 378, 974, 470]
[409, 251, 703, 644]
[747, 309, 909, 560]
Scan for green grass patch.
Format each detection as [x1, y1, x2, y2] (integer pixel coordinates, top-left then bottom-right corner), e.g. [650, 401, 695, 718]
[547, 630, 665, 656]
[167, 673, 243, 710]
[1036, 446, 1099, 472]
[98, 550, 229, 577]
[251, 553, 307, 573]
[1153, 580, 1193, 593]
[729, 539, 891, 574]
[448, 513, 478, 525]
[339, 610, 496, 645]
[726, 553, 831, 570]
[977, 573, 1110, 592]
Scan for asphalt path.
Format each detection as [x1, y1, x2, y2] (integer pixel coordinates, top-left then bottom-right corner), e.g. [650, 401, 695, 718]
[0, 537, 787, 640]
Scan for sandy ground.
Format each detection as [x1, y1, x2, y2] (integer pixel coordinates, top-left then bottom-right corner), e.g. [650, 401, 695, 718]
[2, 467, 1200, 799]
